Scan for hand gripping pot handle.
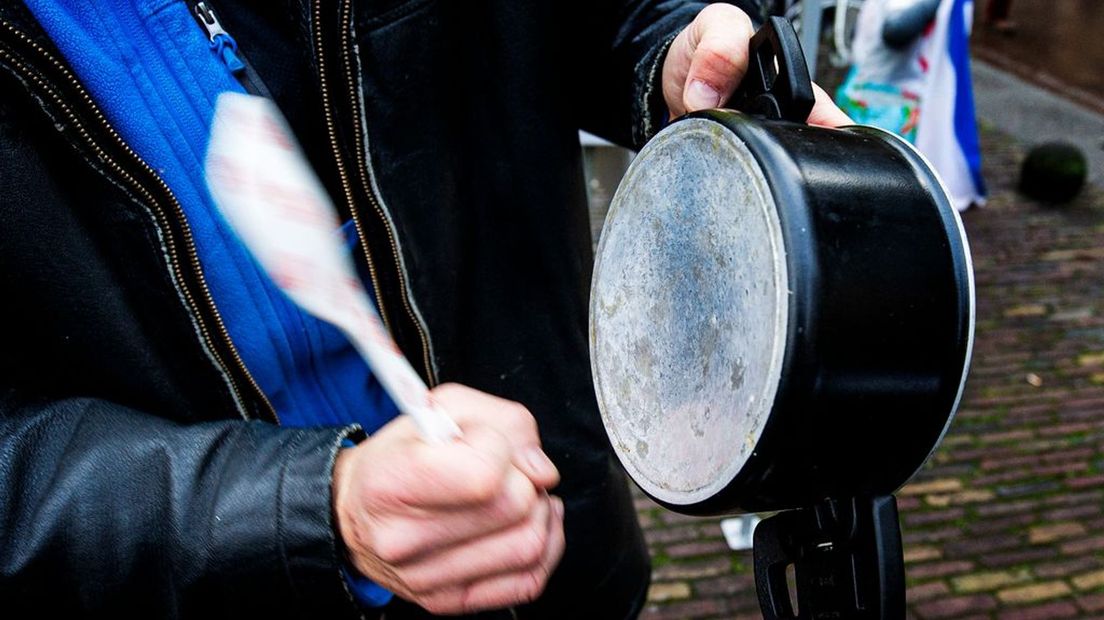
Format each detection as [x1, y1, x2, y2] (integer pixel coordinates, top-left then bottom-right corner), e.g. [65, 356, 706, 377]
[726, 16, 815, 122]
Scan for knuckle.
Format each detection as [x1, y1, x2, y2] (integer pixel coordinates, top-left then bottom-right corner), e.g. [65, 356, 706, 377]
[492, 477, 537, 524]
[512, 525, 547, 569]
[370, 529, 415, 564]
[503, 401, 536, 431]
[516, 570, 546, 605]
[466, 459, 508, 504]
[699, 46, 743, 75]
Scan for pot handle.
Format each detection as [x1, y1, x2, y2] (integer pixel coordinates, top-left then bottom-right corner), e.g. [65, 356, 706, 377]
[726, 16, 816, 123]
[753, 495, 905, 619]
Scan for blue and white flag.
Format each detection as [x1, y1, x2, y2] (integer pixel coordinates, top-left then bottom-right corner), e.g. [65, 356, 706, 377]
[915, 0, 987, 211]
[838, 0, 986, 211]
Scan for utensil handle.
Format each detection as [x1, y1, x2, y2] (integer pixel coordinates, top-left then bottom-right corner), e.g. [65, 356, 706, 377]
[753, 495, 905, 619]
[725, 16, 816, 122]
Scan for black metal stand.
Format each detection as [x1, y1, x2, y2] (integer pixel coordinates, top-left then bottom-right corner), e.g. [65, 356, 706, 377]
[753, 496, 905, 620]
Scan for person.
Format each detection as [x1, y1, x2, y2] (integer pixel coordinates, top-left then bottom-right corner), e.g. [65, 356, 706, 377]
[0, 1, 848, 618]
[836, 0, 986, 211]
[985, 0, 1015, 33]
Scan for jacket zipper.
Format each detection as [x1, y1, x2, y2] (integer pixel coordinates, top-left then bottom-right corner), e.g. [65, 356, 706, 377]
[189, 0, 273, 98]
[337, 0, 437, 384]
[312, 0, 438, 384]
[0, 20, 277, 423]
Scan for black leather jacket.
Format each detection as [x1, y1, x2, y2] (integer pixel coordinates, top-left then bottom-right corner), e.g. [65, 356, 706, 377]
[0, 0, 755, 617]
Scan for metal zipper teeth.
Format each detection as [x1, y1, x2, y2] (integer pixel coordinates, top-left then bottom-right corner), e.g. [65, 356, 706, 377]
[337, 0, 437, 385]
[310, 0, 392, 338]
[0, 23, 277, 423]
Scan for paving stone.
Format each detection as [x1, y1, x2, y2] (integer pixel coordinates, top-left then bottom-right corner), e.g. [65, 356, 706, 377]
[944, 534, 1025, 557]
[1005, 304, 1049, 318]
[647, 582, 692, 603]
[1073, 569, 1104, 591]
[976, 499, 1041, 517]
[914, 594, 998, 619]
[1042, 503, 1101, 523]
[978, 429, 1035, 444]
[1034, 556, 1102, 579]
[904, 507, 967, 528]
[996, 601, 1080, 620]
[909, 561, 977, 581]
[926, 489, 997, 507]
[1066, 474, 1104, 489]
[691, 574, 756, 598]
[996, 481, 1062, 499]
[966, 513, 1035, 536]
[1044, 489, 1104, 508]
[665, 540, 732, 559]
[997, 581, 1074, 603]
[970, 468, 1038, 487]
[1060, 536, 1104, 555]
[904, 526, 967, 545]
[975, 547, 1059, 570]
[952, 569, 1033, 593]
[1037, 421, 1095, 437]
[901, 478, 966, 496]
[1029, 522, 1088, 543]
[652, 557, 733, 582]
[641, 599, 728, 620]
[907, 581, 951, 603]
[1051, 307, 1095, 322]
[897, 496, 924, 511]
[905, 546, 944, 564]
[1078, 593, 1104, 613]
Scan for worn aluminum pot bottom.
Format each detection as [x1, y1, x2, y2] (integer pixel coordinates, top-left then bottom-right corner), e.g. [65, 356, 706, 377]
[590, 111, 974, 515]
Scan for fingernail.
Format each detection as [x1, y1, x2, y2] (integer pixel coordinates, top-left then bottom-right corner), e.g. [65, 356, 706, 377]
[686, 80, 722, 111]
[523, 447, 556, 477]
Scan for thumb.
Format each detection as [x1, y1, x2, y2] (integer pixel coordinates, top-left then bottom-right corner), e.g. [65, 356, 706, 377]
[665, 5, 755, 117]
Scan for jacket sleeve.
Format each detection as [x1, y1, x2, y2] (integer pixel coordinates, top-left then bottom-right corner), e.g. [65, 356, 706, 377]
[574, 0, 763, 149]
[0, 391, 365, 619]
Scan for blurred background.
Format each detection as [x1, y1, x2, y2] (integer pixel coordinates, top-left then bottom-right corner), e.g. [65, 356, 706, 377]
[582, 1, 1104, 618]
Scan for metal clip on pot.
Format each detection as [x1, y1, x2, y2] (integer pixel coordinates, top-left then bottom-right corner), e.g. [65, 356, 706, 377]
[730, 18, 906, 620]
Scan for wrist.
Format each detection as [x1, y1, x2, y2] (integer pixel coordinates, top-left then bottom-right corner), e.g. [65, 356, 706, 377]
[332, 447, 357, 558]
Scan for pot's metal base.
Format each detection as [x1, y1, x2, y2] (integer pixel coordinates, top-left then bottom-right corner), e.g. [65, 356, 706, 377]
[590, 118, 788, 508]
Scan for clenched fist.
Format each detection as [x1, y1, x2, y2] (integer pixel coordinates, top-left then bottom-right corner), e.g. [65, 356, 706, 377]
[332, 384, 564, 615]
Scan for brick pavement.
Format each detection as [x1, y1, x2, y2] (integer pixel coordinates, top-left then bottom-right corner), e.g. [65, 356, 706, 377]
[624, 124, 1104, 619]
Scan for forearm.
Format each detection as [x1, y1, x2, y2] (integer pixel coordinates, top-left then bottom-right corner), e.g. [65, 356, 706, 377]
[0, 393, 361, 618]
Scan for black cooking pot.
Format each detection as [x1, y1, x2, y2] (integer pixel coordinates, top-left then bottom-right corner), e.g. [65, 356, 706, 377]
[589, 17, 973, 620]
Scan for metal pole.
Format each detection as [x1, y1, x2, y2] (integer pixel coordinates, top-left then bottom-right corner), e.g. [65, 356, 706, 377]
[799, 0, 822, 80]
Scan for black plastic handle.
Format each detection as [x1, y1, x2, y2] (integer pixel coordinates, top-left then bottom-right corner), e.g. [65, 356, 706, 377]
[753, 495, 905, 620]
[726, 16, 816, 122]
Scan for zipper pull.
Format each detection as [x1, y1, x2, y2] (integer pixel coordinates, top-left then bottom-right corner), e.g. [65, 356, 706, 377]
[193, 2, 246, 74]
